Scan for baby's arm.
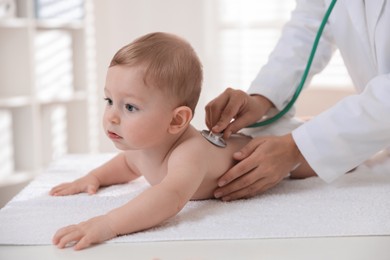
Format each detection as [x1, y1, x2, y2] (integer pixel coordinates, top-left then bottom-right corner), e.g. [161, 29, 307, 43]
[108, 150, 207, 233]
[50, 153, 140, 196]
[52, 142, 207, 250]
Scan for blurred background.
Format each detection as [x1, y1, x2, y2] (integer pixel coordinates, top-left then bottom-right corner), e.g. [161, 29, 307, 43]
[0, 0, 353, 205]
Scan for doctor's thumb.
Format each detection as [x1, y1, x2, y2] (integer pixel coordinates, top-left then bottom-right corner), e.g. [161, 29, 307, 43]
[233, 141, 258, 161]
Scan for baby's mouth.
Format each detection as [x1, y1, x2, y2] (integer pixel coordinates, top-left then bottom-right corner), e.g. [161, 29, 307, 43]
[107, 130, 122, 139]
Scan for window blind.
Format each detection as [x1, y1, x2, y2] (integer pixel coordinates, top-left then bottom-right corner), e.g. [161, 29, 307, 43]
[216, 0, 353, 90]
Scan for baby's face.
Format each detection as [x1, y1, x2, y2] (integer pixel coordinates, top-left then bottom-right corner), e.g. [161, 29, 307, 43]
[103, 65, 176, 150]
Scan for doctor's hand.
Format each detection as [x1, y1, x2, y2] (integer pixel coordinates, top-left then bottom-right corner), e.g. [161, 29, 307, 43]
[205, 88, 273, 139]
[214, 134, 308, 201]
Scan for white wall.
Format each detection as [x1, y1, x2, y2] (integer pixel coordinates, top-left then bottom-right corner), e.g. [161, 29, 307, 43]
[92, 1, 354, 153]
[93, 0, 212, 152]
[295, 87, 355, 117]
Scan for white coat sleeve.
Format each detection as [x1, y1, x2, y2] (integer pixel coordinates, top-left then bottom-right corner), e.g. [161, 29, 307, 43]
[293, 74, 390, 182]
[247, 0, 336, 112]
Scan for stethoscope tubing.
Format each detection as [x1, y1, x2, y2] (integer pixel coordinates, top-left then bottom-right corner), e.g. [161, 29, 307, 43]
[247, 0, 338, 128]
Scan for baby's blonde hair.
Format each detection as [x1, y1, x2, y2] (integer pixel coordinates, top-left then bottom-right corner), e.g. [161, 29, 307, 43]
[110, 32, 203, 113]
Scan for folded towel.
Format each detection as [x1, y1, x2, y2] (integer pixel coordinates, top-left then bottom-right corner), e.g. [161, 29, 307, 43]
[1, 153, 390, 245]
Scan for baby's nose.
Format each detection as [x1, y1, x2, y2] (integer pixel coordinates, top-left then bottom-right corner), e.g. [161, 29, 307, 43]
[106, 108, 120, 124]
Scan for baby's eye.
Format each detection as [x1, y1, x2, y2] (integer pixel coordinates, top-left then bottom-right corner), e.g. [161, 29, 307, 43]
[125, 104, 138, 112]
[104, 97, 113, 106]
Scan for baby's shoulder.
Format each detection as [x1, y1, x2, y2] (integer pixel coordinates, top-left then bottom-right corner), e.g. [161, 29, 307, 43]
[173, 132, 207, 155]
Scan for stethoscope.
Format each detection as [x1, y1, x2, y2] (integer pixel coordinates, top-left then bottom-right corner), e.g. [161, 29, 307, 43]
[202, 0, 338, 148]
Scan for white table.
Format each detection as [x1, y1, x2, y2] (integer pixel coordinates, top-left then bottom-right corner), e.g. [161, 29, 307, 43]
[1, 236, 389, 260]
[2, 153, 390, 259]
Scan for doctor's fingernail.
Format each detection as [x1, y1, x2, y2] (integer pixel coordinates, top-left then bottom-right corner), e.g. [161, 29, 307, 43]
[212, 125, 221, 132]
[218, 180, 226, 187]
[225, 131, 232, 138]
[234, 151, 243, 158]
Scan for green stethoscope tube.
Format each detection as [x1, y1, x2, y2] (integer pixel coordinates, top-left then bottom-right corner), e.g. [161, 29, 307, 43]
[247, 0, 337, 128]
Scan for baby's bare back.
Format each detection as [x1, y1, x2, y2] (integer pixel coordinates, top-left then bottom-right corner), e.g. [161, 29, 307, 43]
[191, 133, 252, 200]
[126, 129, 252, 200]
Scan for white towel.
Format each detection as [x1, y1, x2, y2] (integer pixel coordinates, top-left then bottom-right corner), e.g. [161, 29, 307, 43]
[0, 153, 390, 245]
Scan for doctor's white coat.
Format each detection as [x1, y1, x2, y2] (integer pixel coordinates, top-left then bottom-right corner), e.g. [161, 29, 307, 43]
[247, 0, 390, 182]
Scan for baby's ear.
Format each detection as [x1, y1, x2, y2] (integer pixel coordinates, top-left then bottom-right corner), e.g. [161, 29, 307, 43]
[169, 106, 193, 134]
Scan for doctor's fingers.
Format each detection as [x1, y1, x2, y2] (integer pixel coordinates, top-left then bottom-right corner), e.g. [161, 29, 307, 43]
[206, 88, 249, 133]
[217, 143, 261, 189]
[216, 162, 285, 201]
[205, 100, 237, 135]
[215, 157, 265, 200]
[205, 89, 230, 130]
[219, 109, 266, 140]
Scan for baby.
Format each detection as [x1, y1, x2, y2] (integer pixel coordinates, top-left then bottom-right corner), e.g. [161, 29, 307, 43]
[50, 32, 251, 250]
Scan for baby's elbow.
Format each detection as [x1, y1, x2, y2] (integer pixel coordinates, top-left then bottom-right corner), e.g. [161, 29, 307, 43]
[175, 196, 188, 213]
[169, 191, 189, 214]
[155, 183, 192, 217]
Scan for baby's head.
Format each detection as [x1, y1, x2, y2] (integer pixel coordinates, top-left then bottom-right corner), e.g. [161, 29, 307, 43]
[109, 32, 203, 113]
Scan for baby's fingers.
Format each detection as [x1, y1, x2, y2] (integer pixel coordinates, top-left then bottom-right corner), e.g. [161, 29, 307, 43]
[50, 183, 81, 196]
[74, 236, 94, 250]
[86, 184, 98, 195]
[50, 183, 70, 196]
[53, 225, 82, 249]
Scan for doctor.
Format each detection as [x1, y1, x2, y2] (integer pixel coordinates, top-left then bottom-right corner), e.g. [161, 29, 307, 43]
[206, 0, 390, 201]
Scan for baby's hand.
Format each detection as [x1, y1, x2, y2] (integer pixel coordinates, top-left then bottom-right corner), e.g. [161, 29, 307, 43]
[50, 174, 100, 196]
[52, 215, 117, 250]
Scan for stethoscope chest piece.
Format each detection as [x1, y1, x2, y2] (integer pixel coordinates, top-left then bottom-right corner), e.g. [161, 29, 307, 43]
[201, 130, 227, 148]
